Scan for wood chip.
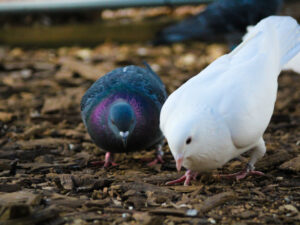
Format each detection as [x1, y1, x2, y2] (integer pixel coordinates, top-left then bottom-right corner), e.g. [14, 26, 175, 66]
[0, 191, 41, 206]
[0, 112, 13, 122]
[41, 96, 73, 114]
[168, 185, 203, 193]
[15, 138, 76, 150]
[255, 150, 292, 170]
[196, 191, 236, 213]
[59, 57, 101, 81]
[0, 184, 21, 193]
[21, 122, 51, 139]
[279, 155, 300, 172]
[85, 199, 111, 208]
[149, 208, 186, 216]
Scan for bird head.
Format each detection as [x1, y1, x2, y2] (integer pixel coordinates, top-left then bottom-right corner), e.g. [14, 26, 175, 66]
[163, 119, 197, 172]
[108, 100, 136, 148]
[163, 110, 225, 173]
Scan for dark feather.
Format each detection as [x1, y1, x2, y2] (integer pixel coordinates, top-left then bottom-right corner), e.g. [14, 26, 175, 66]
[154, 0, 283, 45]
[81, 64, 167, 153]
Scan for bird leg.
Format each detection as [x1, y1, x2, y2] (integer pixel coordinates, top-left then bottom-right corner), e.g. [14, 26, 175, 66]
[103, 152, 118, 167]
[147, 141, 165, 166]
[220, 138, 266, 180]
[166, 170, 198, 186]
[90, 152, 118, 168]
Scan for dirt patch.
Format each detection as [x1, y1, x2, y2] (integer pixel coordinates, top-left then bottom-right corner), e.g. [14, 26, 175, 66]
[0, 42, 299, 224]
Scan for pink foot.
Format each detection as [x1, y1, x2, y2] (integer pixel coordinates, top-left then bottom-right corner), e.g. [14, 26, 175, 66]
[166, 170, 198, 186]
[144, 142, 165, 167]
[147, 154, 164, 166]
[90, 152, 118, 168]
[220, 169, 265, 180]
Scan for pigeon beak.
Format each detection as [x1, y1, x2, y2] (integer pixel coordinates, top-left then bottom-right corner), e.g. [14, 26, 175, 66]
[176, 155, 184, 172]
[119, 131, 129, 148]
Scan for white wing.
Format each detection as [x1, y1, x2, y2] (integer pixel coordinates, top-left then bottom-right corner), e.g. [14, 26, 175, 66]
[161, 16, 300, 149]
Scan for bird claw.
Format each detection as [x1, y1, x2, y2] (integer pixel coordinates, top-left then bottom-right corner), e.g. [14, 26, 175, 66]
[219, 169, 265, 180]
[147, 154, 164, 166]
[166, 170, 197, 186]
[144, 142, 165, 166]
[90, 152, 118, 168]
[90, 160, 118, 168]
[103, 161, 118, 168]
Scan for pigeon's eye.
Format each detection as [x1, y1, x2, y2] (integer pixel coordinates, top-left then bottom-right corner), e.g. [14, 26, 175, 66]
[111, 120, 116, 125]
[186, 137, 192, 145]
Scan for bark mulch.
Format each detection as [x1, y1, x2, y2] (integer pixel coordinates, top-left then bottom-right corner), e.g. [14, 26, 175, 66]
[0, 42, 299, 225]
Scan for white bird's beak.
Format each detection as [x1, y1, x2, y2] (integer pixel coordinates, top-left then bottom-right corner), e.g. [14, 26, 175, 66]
[176, 155, 184, 172]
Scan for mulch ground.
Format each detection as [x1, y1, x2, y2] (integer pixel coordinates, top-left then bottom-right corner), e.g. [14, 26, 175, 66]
[0, 41, 299, 225]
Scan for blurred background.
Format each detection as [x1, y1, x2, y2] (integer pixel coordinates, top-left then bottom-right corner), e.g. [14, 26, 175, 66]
[0, 0, 299, 46]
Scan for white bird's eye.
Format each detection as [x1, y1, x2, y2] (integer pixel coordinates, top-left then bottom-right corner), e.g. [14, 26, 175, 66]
[186, 137, 192, 145]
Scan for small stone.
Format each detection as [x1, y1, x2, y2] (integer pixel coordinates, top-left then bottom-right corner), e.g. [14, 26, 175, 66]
[178, 53, 196, 67]
[137, 47, 148, 56]
[186, 209, 198, 216]
[75, 48, 92, 61]
[69, 144, 75, 150]
[284, 196, 291, 203]
[150, 63, 161, 73]
[21, 69, 32, 78]
[208, 218, 216, 224]
[161, 202, 167, 207]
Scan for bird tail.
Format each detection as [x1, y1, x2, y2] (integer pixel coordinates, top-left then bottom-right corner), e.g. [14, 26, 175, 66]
[241, 16, 300, 68]
[283, 51, 300, 73]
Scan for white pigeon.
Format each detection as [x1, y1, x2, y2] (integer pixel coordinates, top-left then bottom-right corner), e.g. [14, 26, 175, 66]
[160, 16, 300, 186]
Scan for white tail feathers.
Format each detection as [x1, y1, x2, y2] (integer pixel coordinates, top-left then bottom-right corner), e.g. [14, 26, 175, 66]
[283, 51, 300, 73]
[242, 16, 300, 68]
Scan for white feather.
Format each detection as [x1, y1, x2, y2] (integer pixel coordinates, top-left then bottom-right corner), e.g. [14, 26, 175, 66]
[283, 51, 300, 73]
[160, 16, 300, 173]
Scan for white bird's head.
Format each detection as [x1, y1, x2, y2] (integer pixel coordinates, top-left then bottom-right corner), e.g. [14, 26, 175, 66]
[170, 134, 194, 172]
[162, 116, 200, 172]
[160, 98, 226, 173]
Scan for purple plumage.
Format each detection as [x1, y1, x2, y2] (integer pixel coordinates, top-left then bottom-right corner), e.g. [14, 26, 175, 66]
[81, 64, 167, 166]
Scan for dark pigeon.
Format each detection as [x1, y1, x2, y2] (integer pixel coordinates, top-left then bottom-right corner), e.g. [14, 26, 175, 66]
[154, 0, 283, 47]
[81, 63, 167, 167]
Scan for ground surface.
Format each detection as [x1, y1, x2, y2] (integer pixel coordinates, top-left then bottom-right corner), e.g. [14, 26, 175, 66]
[0, 41, 299, 225]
